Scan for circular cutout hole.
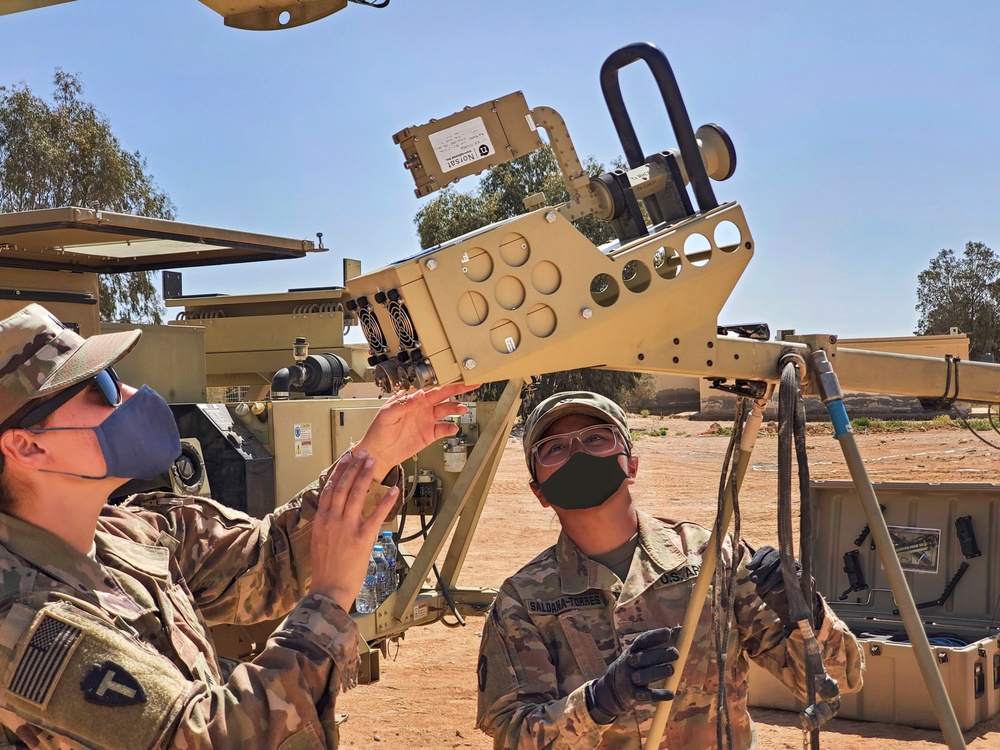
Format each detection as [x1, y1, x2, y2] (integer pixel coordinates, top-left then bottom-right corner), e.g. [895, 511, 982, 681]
[278, 10, 291, 25]
[463, 247, 494, 282]
[489, 319, 521, 354]
[714, 221, 742, 253]
[499, 233, 530, 267]
[683, 233, 712, 267]
[531, 260, 561, 295]
[590, 272, 620, 307]
[494, 276, 526, 311]
[653, 246, 682, 280]
[526, 303, 557, 338]
[621, 259, 651, 293]
[456, 291, 489, 326]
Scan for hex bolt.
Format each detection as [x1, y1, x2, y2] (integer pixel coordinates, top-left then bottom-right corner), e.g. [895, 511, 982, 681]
[463, 358, 477, 370]
[580, 308, 593, 319]
[545, 211, 557, 223]
[426, 258, 438, 270]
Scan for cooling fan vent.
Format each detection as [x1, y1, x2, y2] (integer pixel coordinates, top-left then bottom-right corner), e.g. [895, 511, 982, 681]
[359, 307, 388, 354]
[387, 299, 418, 349]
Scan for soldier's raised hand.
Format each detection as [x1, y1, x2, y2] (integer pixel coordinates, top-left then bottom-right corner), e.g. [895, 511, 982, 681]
[354, 383, 479, 480]
[308, 448, 399, 611]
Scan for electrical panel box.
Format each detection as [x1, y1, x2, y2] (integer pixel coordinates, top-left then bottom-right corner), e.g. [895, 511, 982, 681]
[749, 481, 1000, 731]
[268, 398, 385, 506]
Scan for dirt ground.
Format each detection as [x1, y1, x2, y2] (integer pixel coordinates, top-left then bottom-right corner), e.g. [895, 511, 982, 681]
[337, 416, 1000, 749]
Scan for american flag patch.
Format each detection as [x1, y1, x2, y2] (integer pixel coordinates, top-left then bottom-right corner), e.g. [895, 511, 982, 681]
[9, 614, 82, 706]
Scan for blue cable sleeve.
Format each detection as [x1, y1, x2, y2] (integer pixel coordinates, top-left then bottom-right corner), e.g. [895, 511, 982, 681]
[825, 399, 851, 437]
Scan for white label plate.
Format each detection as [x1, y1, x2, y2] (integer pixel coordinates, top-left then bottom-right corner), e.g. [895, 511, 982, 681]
[429, 117, 495, 173]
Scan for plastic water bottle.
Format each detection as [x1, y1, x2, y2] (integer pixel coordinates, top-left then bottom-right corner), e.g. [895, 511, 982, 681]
[372, 544, 389, 604]
[380, 531, 398, 597]
[355, 551, 378, 614]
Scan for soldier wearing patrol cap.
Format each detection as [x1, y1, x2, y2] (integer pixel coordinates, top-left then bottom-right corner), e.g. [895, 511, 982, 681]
[475, 391, 864, 749]
[0, 303, 472, 749]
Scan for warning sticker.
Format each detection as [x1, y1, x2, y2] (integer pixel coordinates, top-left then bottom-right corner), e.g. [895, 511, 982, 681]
[429, 117, 495, 173]
[504, 336, 517, 353]
[293, 423, 313, 458]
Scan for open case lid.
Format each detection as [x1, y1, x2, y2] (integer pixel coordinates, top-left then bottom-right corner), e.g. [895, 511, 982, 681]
[0, 207, 321, 273]
[811, 481, 1000, 632]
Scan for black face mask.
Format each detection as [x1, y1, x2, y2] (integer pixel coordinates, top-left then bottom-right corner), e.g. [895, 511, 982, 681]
[537, 452, 628, 511]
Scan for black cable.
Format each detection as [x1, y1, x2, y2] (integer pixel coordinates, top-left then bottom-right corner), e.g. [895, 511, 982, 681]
[952, 406, 1000, 449]
[417, 503, 465, 628]
[397, 498, 409, 543]
[434, 562, 466, 628]
[791, 364, 819, 750]
[987, 404, 1000, 436]
[399, 483, 442, 543]
[778, 360, 838, 742]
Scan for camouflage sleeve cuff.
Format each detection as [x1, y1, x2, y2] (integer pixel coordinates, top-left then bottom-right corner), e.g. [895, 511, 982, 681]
[566, 683, 611, 739]
[278, 594, 361, 692]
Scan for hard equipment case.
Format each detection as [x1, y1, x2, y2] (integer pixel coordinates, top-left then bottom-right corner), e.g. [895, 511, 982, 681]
[748, 481, 1000, 730]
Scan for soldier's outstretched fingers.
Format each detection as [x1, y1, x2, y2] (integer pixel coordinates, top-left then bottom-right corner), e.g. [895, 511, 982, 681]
[356, 383, 480, 473]
[342, 450, 386, 521]
[421, 382, 481, 403]
[317, 448, 371, 517]
[309, 451, 386, 610]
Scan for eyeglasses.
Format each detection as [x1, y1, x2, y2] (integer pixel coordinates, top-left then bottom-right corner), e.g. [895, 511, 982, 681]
[532, 424, 626, 469]
[18, 368, 122, 429]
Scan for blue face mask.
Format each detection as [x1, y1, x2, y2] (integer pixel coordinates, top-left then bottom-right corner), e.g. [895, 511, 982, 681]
[31, 385, 181, 481]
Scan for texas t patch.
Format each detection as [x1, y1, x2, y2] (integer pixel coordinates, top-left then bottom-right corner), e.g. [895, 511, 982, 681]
[81, 660, 147, 707]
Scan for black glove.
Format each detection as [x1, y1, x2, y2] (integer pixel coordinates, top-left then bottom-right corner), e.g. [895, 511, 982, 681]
[747, 546, 825, 632]
[585, 627, 680, 724]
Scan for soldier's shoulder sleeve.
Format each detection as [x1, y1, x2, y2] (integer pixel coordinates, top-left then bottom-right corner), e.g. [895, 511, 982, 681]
[476, 581, 529, 728]
[0, 600, 187, 750]
[0, 592, 362, 749]
[123, 491, 253, 530]
[663, 517, 712, 551]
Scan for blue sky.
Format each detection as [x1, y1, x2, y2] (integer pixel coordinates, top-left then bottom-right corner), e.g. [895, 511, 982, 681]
[4, 1, 999, 341]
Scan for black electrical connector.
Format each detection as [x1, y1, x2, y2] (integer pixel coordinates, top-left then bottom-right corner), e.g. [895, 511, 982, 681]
[955, 516, 982, 559]
[839, 550, 868, 601]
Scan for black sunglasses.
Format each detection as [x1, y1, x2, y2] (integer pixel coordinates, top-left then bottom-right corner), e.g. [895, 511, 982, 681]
[18, 367, 122, 429]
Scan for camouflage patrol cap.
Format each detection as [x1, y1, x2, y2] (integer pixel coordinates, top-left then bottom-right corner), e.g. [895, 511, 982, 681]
[0, 304, 141, 427]
[522, 391, 633, 476]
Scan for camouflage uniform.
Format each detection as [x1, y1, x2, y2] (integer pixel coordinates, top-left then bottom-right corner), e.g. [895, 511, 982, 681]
[476, 511, 864, 749]
[0, 466, 396, 750]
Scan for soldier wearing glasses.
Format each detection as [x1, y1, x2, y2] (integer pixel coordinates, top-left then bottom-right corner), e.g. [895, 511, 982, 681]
[475, 391, 863, 749]
[0, 303, 471, 749]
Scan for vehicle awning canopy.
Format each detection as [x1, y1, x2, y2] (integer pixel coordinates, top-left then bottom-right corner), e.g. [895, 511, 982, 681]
[0, 207, 321, 273]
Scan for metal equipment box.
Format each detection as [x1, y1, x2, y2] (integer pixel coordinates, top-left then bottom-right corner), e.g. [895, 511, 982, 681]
[748, 481, 1000, 731]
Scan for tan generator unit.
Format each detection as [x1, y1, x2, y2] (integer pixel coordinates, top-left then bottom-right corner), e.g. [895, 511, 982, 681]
[749, 481, 1000, 730]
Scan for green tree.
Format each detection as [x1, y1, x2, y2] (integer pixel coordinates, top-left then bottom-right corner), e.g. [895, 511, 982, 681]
[915, 241, 1000, 360]
[0, 70, 175, 323]
[414, 144, 640, 411]
[416, 146, 617, 250]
